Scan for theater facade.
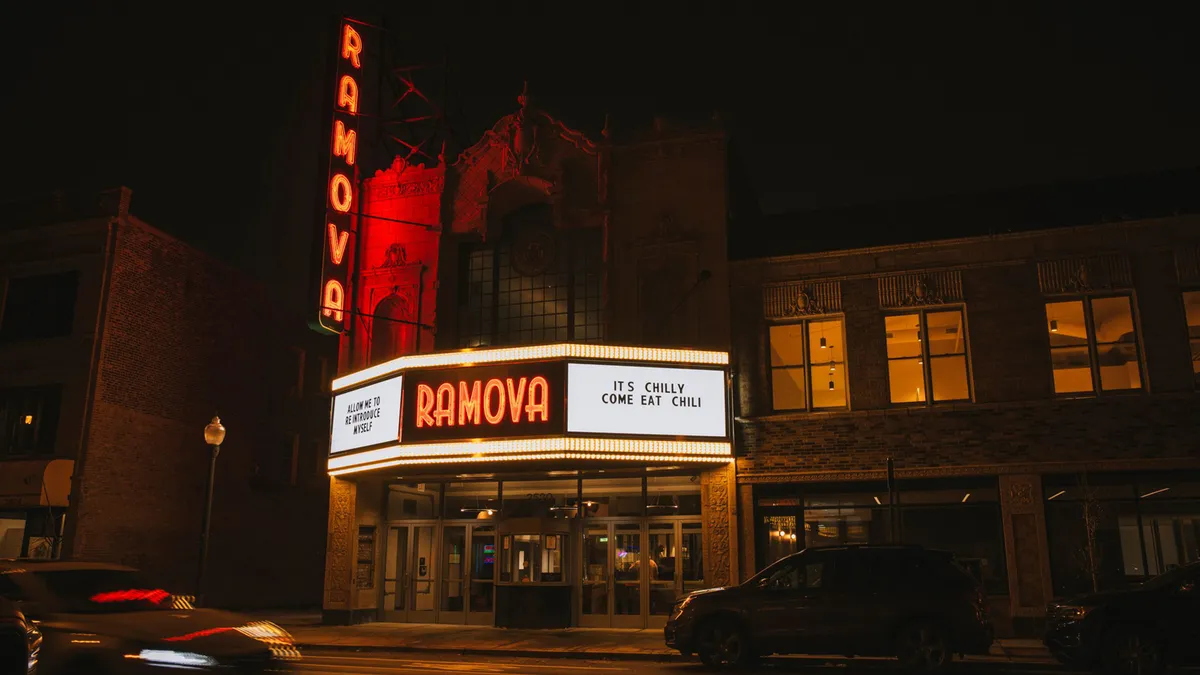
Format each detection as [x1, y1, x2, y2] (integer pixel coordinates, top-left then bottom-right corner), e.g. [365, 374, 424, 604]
[317, 70, 737, 624]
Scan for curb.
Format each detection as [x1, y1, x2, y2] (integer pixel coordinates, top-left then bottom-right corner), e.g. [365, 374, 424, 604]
[296, 643, 689, 662]
[296, 643, 1059, 666]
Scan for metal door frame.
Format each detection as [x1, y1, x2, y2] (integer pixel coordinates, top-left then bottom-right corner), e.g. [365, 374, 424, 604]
[380, 520, 439, 623]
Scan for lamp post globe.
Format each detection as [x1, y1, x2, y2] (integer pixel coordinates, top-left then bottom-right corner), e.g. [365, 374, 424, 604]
[196, 415, 226, 604]
[204, 416, 226, 447]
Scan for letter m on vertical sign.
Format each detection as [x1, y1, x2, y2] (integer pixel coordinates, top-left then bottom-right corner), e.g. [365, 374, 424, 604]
[315, 18, 366, 335]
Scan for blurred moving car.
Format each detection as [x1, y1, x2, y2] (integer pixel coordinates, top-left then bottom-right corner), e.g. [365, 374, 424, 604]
[665, 545, 993, 671]
[0, 597, 40, 675]
[0, 560, 299, 674]
[1045, 561, 1200, 675]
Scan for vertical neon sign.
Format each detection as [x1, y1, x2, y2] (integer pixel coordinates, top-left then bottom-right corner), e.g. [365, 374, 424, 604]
[316, 20, 363, 334]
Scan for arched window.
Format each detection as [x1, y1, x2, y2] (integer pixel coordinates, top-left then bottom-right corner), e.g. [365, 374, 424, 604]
[370, 292, 414, 365]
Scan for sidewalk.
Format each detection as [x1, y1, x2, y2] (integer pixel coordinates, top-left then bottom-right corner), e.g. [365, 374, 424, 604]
[250, 612, 1057, 664]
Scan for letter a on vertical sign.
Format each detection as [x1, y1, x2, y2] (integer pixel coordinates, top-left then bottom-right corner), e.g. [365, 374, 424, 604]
[316, 19, 365, 335]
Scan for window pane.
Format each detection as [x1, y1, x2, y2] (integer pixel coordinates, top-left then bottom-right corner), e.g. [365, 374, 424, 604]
[926, 310, 965, 356]
[1046, 301, 1088, 347]
[885, 314, 922, 358]
[888, 358, 926, 403]
[769, 324, 805, 366]
[682, 522, 704, 590]
[810, 366, 847, 408]
[1051, 346, 1094, 394]
[930, 355, 970, 401]
[807, 320, 842, 364]
[647, 475, 701, 516]
[1091, 296, 1137, 344]
[771, 367, 807, 410]
[387, 483, 440, 519]
[1098, 343, 1142, 391]
[584, 477, 642, 517]
[444, 482, 499, 519]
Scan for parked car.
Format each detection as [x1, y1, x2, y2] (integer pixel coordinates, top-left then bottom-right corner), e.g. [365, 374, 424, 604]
[665, 544, 993, 671]
[1045, 561, 1200, 675]
[0, 597, 40, 675]
[0, 560, 299, 674]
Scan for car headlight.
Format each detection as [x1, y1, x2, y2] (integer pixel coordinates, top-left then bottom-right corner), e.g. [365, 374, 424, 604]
[129, 649, 218, 668]
[1052, 605, 1093, 621]
[669, 595, 694, 618]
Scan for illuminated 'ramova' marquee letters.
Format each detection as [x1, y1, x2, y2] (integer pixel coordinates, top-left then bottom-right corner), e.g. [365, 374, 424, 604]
[402, 362, 566, 443]
[415, 376, 550, 428]
[315, 20, 364, 335]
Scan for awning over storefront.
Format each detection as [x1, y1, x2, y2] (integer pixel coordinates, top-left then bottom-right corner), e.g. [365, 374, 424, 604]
[327, 344, 734, 477]
[0, 459, 74, 508]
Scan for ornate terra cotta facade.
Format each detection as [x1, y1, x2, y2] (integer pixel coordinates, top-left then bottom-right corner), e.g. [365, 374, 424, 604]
[322, 89, 736, 626]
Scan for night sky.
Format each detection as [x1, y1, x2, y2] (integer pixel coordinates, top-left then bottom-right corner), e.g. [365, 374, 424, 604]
[3, 3, 1198, 310]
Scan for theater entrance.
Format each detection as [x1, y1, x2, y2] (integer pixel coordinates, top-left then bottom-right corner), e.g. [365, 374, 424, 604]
[377, 475, 703, 628]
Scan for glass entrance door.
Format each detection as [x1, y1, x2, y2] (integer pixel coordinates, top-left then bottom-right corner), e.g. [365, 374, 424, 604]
[467, 525, 496, 625]
[579, 520, 704, 628]
[381, 523, 437, 622]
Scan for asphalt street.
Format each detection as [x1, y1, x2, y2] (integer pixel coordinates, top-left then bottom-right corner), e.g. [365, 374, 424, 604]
[294, 651, 1077, 675]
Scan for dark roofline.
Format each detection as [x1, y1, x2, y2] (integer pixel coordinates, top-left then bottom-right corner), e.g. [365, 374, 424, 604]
[731, 166, 1200, 261]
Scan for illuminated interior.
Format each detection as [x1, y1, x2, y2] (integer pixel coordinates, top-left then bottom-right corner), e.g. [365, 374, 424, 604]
[333, 343, 730, 391]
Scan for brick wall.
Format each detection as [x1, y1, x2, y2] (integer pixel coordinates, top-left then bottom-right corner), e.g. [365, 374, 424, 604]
[732, 216, 1200, 477]
[72, 219, 335, 608]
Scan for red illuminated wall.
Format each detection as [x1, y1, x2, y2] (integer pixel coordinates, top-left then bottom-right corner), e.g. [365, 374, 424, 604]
[342, 159, 444, 372]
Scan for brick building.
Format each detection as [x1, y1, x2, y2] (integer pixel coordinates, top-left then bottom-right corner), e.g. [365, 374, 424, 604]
[0, 188, 336, 608]
[320, 92, 744, 627]
[730, 213, 1200, 635]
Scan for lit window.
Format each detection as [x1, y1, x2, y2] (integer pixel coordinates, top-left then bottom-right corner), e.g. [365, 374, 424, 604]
[768, 318, 847, 411]
[1046, 296, 1142, 395]
[886, 309, 971, 404]
[1183, 291, 1200, 389]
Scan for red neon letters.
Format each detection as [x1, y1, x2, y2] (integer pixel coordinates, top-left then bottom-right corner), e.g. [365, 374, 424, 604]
[416, 376, 550, 428]
[319, 21, 363, 332]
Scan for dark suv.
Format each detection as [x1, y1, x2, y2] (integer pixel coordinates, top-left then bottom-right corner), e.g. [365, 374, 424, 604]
[665, 545, 993, 670]
[1045, 561, 1200, 675]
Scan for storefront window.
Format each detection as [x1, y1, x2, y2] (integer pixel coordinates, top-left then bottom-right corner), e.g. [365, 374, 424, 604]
[386, 483, 440, 519]
[445, 482, 499, 519]
[647, 475, 701, 515]
[895, 481, 1006, 595]
[1184, 290, 1200, 389]
[583, 477, 643, 517]
[803, 491, 890, 549]
[754, 479, 1007, 595]
[1045, 472, 1200, 597]
[502, 479, 579, 518]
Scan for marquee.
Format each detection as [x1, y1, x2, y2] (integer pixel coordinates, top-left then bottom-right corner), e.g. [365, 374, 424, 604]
[327, 344, 733, 476]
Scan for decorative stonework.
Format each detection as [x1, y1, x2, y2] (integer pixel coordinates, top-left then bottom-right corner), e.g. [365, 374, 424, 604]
[879, 271, 963, 307]
[702, 464, 735, 587]
[1037, 254, 1132, 294]
[379, 243, 408, 268]
[763, 281, 842, 319]
[1006, 481, 1034, 506]
[369, 174, 445, 201]
[736, 455, 1200, 484]
[323, 478, 356, 609]
[1176, 246, 1200, 285]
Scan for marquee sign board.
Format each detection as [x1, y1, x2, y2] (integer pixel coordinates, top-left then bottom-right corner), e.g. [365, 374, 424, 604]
[325, 344, 734, 475]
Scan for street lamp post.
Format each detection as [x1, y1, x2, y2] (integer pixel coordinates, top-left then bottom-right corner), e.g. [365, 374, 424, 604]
[197, 415, 226, 604]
